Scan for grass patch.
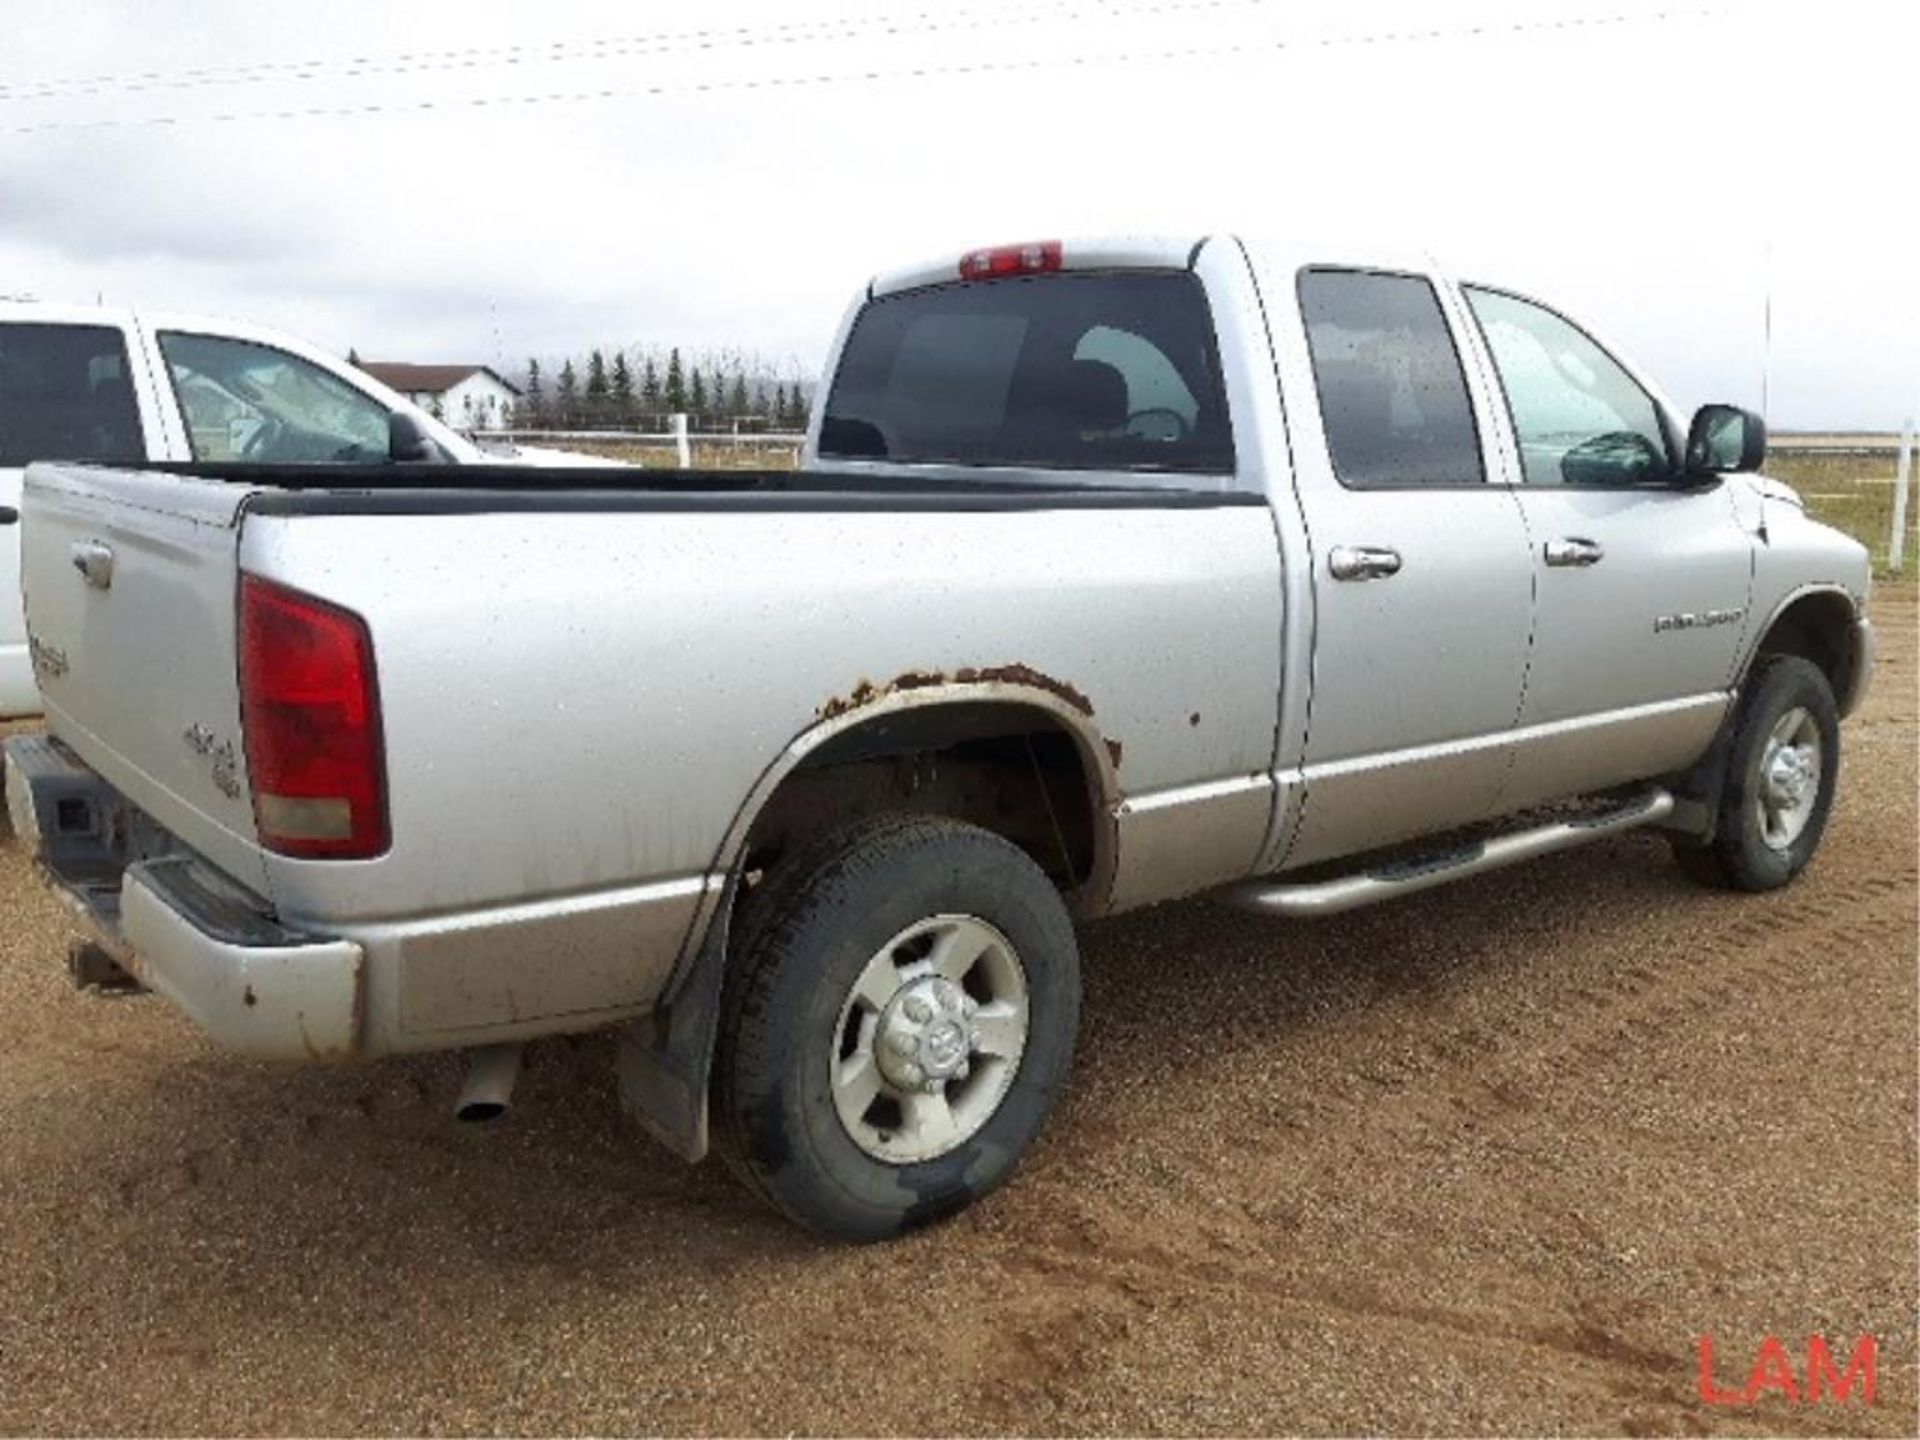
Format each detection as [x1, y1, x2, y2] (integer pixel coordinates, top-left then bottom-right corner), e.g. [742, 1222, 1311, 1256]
[1767, 449, 1915, 580]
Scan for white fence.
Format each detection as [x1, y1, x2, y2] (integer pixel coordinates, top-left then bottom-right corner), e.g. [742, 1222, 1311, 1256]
[487, 425, 805, 469]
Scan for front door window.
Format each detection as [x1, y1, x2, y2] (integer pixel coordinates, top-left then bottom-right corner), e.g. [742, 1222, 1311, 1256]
[158, 333, 390, 463]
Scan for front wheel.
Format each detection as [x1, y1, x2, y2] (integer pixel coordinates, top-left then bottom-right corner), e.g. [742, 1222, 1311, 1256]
[713, 815, 1080, 1241]
[1672, 656, 1840, 891]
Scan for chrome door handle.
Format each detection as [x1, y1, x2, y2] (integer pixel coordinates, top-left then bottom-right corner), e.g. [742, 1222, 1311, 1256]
[1328, 545, 1403, 581]
[70, 539, 115, 590]
[1543, 536, 1605, 567]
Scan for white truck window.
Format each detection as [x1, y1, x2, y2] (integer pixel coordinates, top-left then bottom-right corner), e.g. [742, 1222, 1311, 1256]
[820, 271, 1234, 475]
[0, 324, 145, 467]
[157, 332, 391, 464]
[1463, 286, 1675, 487]
[1298, 268, 1485, 489]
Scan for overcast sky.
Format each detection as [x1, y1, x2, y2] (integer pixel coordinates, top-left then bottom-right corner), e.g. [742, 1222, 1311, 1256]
[2, 0, 1913, 427]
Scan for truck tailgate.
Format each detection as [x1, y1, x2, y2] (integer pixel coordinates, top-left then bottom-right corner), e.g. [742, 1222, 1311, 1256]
[21, 463, 268, 893]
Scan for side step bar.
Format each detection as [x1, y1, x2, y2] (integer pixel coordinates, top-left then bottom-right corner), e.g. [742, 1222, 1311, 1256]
[1225, 788, 1674, 919]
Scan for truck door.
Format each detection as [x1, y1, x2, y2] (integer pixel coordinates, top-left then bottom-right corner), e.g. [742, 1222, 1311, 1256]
[1279, 267, 1535, 868]
[1458, 285, 1752, 810]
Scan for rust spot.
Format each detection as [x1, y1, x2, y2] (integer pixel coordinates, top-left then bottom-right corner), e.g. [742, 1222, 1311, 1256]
[242, 985, 258, 1008]
[951, 663, 1094, 717]
[1104, 738, 1124, 770]
[1189, 711, 1201, 727]
[816, 662, 1097, 722]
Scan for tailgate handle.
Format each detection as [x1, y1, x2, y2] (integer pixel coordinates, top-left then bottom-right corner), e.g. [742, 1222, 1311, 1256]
[71, 539, 116, 590]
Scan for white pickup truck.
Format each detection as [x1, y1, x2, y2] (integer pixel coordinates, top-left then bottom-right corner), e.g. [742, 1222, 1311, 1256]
[0, 301, 599, 717]
[3, 236, 1873, 1240]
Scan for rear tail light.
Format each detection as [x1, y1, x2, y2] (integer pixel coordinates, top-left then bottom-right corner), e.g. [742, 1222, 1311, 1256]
[238, 574, 388, 859]
[958, 239, 1062, 281]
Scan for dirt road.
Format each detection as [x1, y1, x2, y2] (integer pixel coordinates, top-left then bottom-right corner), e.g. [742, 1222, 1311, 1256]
[2, 591, 1913, 1436]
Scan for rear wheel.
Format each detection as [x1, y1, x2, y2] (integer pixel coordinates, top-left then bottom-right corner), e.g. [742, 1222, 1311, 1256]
[1671, 656, 1839, 891]
[714, 815, 1080, 1241]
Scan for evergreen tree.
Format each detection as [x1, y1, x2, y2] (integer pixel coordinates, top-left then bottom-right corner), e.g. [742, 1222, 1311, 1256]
[610, 352, 634, 425]
[728, 372, 749, 420]
[640, 354, 661, 410]
[524, 358, 545, 427]
[788, 385, 809, 429]
[772, 382, 788, 428]
[556, 359, 579, 427]
[347, 346, 363, 368]
[688, 367, 707, 419]
[753, 381, 769, 420]
[585, 349, 609, 423]
[664, 348, 685, 412]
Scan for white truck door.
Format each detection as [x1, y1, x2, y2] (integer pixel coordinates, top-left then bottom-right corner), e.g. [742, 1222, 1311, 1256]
[1275, 266, 1535, 869]
[1458, 285, 1753, 810]
[0, 314, 173, 718]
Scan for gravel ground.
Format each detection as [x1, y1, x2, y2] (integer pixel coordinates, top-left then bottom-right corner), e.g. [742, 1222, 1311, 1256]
[0, 590, 1913, 1436]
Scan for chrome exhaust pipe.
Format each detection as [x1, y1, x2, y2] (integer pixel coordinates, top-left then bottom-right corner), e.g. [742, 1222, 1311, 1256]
[453, 1043, 523, 1123]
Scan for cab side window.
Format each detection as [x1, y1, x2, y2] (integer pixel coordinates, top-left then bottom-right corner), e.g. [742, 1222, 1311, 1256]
[1463, 287, 1674, 487]
[1298, 268, 1484, 488]
[0, 324, 144, 467]
[158, 332, 390, 463]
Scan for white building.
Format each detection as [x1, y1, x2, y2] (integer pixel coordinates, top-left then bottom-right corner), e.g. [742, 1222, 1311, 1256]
[361, 362, 520, 431]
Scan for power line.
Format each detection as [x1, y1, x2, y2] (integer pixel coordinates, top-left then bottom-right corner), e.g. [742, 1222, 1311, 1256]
[1, 6, 1720, 137]
[0, 0, 1263, 102]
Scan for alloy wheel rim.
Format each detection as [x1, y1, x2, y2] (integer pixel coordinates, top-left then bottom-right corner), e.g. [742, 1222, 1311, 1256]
[829, 914, 1029, 1165]
[1755, 705, 1822, 852]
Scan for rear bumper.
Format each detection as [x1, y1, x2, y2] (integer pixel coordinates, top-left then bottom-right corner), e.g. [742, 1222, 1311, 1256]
[6, 733, 701, 1059]
[121, 860, 365, 1060]
[5, 734, 365, 1060]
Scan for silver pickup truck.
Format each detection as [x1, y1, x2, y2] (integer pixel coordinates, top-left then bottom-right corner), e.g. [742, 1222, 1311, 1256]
[3, 235, 1873, 1239]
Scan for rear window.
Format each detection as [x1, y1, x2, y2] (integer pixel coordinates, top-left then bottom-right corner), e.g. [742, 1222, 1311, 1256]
[0, 323, 144, 468]
[820, 271, 1234, 475]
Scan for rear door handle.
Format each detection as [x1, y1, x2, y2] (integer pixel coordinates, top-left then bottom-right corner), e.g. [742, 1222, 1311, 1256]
[0, 506, 18, 525]
[1328, 545, 1403, 581]
[1544, 536, 1605, 567]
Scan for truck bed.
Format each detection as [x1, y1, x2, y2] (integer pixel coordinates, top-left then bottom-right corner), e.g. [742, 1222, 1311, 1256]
[15, 458, 1284, 1056]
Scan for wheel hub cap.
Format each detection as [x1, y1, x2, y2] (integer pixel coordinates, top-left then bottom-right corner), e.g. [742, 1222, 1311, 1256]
[875, 976, 977, 1092]
[1765, 747, 1812, 806]
[1755, 705, 1823, 852]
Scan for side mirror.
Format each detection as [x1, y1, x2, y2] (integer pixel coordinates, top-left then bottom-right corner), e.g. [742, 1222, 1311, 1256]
[1686, 403, 1766, 475]
[388, 410, 440, 463]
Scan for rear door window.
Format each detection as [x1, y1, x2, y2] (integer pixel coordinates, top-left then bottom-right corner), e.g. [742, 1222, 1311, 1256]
[0, 323, 145, 467]
[820, 271, 1234, 475]
[1298, 268, 1485, 488]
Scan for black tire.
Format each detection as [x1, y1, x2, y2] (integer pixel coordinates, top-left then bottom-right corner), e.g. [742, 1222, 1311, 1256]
[713, 814, 1080, 1241]
[1670, 656, 1840, 892]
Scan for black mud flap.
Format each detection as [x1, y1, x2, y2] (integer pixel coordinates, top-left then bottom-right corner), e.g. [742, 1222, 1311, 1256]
[615, 867, 738, 1162]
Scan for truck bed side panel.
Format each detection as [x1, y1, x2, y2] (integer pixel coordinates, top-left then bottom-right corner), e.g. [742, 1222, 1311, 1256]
[239, 500, 1284, 941]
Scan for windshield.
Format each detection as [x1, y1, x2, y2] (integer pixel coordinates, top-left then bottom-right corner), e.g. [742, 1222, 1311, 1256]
[820, 271, 1234, 477]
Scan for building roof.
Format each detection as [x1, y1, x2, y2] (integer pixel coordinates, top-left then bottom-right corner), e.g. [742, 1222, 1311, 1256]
[360, 361, 520, 396]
